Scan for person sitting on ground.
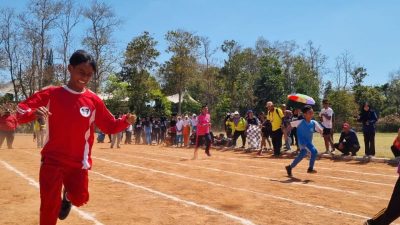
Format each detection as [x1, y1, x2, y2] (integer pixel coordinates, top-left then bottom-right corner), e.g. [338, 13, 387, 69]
[214, 133, 228, 146]
[391, 128, 400, 158]
[334, 123, 360, 156]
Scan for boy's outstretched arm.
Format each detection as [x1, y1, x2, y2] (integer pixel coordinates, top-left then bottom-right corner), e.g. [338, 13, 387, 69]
[94, 99, 136, 134]
[17, 89, 51, 124]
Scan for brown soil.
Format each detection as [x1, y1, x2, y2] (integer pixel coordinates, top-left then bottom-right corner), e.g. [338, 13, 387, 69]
[0, 135, 399, 225]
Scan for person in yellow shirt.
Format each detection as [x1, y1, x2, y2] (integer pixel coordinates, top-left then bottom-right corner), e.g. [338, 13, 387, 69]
[232, 111, 247, 148]
[225, 115, 235, 138]
[33, 118, 46, 148]
[266, 101, 284, 156]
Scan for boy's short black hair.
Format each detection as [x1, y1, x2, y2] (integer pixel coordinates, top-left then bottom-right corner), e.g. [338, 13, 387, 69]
[69, 50, 97, 72]
[322, 99, 329, 104]
[302, 105, 313, 114]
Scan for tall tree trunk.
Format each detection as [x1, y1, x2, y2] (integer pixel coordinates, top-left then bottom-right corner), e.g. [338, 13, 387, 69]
[18, 64, 28, 99]
[178, 90, 182, 115]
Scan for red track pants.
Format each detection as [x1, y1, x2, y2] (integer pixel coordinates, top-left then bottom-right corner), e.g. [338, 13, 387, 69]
[39, 158, 89, 225]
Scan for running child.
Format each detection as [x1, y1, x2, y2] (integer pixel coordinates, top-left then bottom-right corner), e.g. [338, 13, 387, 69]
[285, 105, 322, 177]
[193, 105, 211, 160]
[16, 50, 136, 225]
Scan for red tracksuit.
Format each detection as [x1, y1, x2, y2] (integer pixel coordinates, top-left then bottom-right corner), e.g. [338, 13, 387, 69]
[17, 86, 129, 225]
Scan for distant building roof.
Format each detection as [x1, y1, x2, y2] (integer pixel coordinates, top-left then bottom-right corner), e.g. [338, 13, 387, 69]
[167, 92, 198, 104]
[0, 82, 15, 96]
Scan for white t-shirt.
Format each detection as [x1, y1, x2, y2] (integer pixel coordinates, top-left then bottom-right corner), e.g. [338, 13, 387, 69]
[319, 107, 334, 129]
[126, 124, 133, 132]
[190, 118, 198, 127]
[176, 120, 184, 134]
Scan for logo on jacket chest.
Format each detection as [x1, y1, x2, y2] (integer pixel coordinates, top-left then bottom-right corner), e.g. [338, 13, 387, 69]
[80, 107, 91, 118]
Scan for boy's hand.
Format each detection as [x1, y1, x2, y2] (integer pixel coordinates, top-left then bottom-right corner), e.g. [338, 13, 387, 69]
[126, 113, 136, 124]
[35, 106, 52, 120]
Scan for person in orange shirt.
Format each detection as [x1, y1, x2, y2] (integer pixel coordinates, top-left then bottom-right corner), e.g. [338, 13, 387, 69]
[182, 115, 191, 147]
[391, 128, 400, 158]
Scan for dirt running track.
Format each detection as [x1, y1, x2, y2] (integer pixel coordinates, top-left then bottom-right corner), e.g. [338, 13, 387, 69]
[1, 135, 399, 225]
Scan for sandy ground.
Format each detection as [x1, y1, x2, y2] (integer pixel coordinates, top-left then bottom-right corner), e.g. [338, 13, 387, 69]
[0, 135, 399, 225]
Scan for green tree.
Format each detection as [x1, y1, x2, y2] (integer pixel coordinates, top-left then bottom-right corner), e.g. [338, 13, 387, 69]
[43, 49, 55, 86]
[351, 66, 368, 88]
[161, 29, 200, 114]
[323, 81, 333, 99]
[292, 56, 321, 108]
[220, 40, 241, 109]
[387, 74, 400, 114]
[327, 90, 358, 131]
[103, 74, 129, 113]
[254, 51, 285, 111]
[121, 31, 160, 114]
[353, 85, 386, 114]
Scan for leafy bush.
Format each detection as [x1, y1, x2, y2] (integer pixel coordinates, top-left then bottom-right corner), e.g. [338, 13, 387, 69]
[376, 114, 400, 132]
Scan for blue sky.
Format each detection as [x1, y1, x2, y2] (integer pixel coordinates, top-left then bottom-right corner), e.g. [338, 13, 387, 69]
[3, 0, 400, 85]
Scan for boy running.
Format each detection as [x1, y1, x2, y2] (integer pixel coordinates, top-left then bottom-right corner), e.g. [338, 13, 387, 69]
[16, 50, 136, 225]
[285, 105, 322, 177]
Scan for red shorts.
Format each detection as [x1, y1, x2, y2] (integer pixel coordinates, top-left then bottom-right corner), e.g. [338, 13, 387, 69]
[39, 157, 89, 225]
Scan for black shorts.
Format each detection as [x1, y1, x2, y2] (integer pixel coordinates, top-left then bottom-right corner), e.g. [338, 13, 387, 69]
[323, 128, 332, 136]
[196, 134, 211, 147]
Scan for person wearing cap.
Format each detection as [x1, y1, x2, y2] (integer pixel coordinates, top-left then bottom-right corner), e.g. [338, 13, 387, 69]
[0, 109, 18, 149]
[333, 123, 360, 156]
[266, 101, 284, 156]
[232, 111, 247, 149]
[190, 114, 198, 134]
[225, 114, 234, 139]
[182, 115, 191, 147]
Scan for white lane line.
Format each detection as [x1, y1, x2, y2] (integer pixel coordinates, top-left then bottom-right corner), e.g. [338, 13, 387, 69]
[134, 148, 397, 178]
[96, 153, 388, 201]
[91, 170, 256, 225]
[127, 150, 395, 186]
[0, 160, 105, 225]
[17, 150, 256, 225]
[94, 156, 372, 222]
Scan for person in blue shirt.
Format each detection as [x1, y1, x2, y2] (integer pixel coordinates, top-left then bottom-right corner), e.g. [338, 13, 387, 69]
[285, 105, 323, 177]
